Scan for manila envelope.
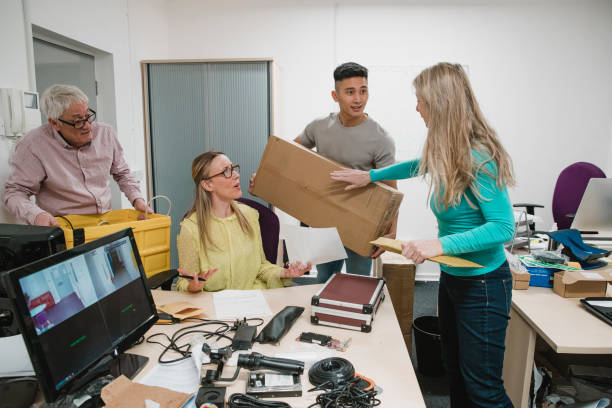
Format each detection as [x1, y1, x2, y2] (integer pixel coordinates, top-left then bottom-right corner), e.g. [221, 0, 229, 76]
[157, 302, 204, 320]
[370, 237, 483, 268]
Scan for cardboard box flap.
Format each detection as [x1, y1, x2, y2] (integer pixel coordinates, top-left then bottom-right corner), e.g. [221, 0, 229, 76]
[101, 375, 192, 408]
[252, 136, 403, 257]
[370, 237, 483, 268]
[561, 268, 612, 285]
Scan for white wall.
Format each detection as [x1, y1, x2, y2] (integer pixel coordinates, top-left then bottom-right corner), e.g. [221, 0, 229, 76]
[0, 0, 30, 223]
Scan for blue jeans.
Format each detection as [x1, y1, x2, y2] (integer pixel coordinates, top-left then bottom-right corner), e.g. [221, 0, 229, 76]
[315, 247, 372, 283]
[438, 262, 513, 408]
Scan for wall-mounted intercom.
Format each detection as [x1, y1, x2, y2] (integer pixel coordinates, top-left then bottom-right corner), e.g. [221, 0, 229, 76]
[0, 88, 41, 137]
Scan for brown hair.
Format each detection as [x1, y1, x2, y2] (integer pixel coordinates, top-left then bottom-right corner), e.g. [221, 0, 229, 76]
[186, 151, 253, 251]
[413, 62, 515, 209]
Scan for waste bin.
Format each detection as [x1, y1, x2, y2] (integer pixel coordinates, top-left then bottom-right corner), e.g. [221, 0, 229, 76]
[412, 316, 445, 376]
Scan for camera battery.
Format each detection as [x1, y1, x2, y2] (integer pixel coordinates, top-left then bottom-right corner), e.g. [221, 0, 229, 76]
[298, 332, 332, 346]
[246, 372, 302, 398]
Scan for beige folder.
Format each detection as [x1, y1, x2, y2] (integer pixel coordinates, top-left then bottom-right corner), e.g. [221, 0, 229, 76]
[370, 237, 483, 268]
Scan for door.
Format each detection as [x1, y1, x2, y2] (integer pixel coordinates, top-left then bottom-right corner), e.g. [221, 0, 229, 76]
[146, 61, 271, 268]
[33, 38, 97, 122]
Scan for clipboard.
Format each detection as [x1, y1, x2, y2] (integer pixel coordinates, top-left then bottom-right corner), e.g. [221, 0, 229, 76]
[370, 237, 483, 268]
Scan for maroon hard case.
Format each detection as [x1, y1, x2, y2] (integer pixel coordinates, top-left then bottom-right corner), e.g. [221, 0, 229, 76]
[310, 273, 385, 332]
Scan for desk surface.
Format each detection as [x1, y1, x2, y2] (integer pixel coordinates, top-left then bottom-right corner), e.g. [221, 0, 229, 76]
[129, 285, 425, 408]
[511, 286, 612, 354]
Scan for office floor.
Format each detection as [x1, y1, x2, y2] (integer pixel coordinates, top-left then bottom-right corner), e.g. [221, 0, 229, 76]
[411, 281, 450, 408]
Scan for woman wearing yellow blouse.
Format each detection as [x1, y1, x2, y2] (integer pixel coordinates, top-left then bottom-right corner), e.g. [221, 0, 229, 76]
[176, 151, 311, 292]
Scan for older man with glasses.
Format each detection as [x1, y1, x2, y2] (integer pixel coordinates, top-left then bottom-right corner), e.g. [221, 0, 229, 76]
[4, 84, 149, 226]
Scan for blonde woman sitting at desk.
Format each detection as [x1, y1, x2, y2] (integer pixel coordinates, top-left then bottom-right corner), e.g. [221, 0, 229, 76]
[177, 151, 311, 292]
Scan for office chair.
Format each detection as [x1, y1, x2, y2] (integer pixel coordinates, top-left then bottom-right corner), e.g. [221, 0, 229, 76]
[237, 197, 280, 264]
[552, 162, 606, 230]
[147, 268, 178, 290]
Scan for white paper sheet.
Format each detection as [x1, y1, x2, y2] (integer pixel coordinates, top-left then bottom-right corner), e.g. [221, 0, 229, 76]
[0, 334, 34, 377]
[212, 290, 272, 320]
[138, 358, 200, 395]
[138, 334, 216, 408]
[281, 225, 347, 266]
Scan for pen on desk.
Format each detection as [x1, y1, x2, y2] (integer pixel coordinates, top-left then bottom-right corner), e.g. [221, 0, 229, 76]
[179, 274, 207, 282]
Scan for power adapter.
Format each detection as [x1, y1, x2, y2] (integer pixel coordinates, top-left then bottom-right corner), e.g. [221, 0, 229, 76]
[232, 324, 257, 350]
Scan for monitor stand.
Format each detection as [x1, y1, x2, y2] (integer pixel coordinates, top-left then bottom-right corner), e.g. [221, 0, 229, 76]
[68, 352, 149, 395]
[109, 352, 149, 379]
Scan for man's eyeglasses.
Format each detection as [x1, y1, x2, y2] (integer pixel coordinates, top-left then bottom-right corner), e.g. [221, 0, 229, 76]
[57, 109, 96, 129]
[205, 164, 240, 180]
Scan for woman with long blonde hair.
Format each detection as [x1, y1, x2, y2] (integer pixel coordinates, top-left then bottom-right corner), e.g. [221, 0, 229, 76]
[332, 63, 515, 407]
[177, 151, 310, 292]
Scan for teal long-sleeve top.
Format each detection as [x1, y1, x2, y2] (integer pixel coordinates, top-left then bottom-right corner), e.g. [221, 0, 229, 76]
[370, 153, 515, 276]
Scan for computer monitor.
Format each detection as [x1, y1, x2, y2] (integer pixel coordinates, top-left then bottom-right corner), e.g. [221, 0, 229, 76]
[1, 228, 158, 402]
[570, 178, 612, 236]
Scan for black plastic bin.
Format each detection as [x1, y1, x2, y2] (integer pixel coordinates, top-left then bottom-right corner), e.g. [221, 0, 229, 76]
[412, 316, 445, 376]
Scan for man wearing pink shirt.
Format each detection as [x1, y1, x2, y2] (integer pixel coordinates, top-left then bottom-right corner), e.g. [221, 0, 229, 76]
[4, 84, 149, 226]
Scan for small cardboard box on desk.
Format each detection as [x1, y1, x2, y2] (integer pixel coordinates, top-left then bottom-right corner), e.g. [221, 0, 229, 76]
[251, 136, 403, 257]
[553, 267, 612, 298]
[373, 251, 416, 353]
[511, 269, 531, 290]
[505, 249, 531, 290]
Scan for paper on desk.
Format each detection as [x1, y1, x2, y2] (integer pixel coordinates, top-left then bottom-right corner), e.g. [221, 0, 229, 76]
[0, 334, 34, 377]
[281, 225, 347, 266]
[139, 358, 200, 395]
[213, 290, 272, 320]
[139, 335, 209, 408]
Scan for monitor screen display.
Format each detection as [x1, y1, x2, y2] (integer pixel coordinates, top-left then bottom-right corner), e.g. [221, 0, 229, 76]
[2, 228, 157, 401]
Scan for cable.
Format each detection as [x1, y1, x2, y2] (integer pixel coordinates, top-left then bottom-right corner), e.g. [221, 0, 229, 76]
[308, 357, 355, 387]
[56, 215, 74, 230]
[307, 377, 381, 408]
[146, 319, 233, 364]
[145, 317, 264, 364]
[227, 393, 291, 408]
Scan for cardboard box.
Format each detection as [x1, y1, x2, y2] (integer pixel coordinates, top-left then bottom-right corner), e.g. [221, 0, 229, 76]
[506, 249, 530, 290]
[378, 252, 416, 353]
[553, 269, 612, 298]
[252, 136, 403, 257]
[511, 270, 530, 290]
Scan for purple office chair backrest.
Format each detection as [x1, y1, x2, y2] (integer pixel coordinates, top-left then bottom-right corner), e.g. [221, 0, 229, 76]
[236, 197, 280, 264]
[552, 162, 606, 230]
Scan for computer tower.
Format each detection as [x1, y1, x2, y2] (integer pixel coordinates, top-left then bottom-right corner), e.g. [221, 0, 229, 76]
[0, 224, 65, 274]
[0, 224, 65, 335]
